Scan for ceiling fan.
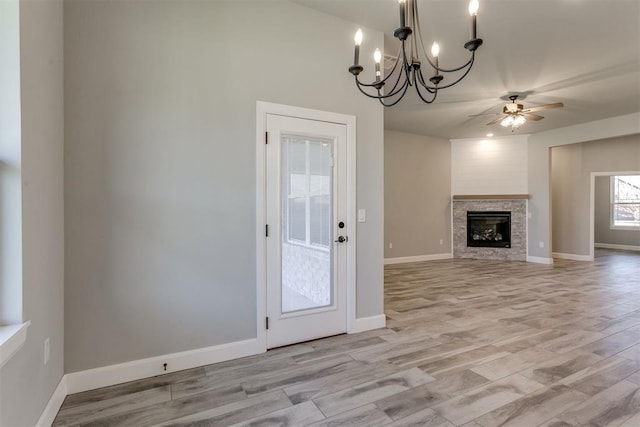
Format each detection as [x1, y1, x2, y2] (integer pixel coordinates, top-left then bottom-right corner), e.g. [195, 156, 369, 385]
[471, 95, 564, 130]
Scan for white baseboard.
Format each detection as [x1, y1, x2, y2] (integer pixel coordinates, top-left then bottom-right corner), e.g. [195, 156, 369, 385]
[349, 314, 386, 334]
[384, 253, 452, 265]
[37, 375, 67, 427]
[65, 338, 262, 395]
[526, 256, 554, 264]
[552, 252, 593, 261]
[595, 243, 640, 252]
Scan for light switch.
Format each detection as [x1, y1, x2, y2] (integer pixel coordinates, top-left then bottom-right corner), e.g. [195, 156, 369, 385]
[358, 209, 366, 222]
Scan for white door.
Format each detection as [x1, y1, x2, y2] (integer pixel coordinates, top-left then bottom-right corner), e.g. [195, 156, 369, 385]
[265, 114, 348, 348]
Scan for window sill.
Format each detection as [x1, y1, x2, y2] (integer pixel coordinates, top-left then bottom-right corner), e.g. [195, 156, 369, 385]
[610, 226, 640, 231]
[0, 321, 30, 369]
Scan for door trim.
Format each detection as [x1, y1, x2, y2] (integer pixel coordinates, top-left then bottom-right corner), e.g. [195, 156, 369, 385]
[256, 101, 357, 351]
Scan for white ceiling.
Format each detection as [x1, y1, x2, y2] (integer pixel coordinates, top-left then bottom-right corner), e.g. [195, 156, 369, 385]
[294, 0, 640, 139]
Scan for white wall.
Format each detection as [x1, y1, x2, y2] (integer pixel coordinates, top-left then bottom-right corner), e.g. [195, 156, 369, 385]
[451, 135, 528, 195]
[64, 0, 384, 373]
[0, 0, 65, 425]
[384, 130, 451, 259]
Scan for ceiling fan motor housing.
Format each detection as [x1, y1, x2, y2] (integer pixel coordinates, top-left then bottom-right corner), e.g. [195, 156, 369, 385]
[504, 103, 523, 114]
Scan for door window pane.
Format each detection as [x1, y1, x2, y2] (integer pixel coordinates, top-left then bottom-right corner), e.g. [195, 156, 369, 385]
[288, 198, 306, 242]
[288, 140, 306, 175]
[281, 135, 334, 313]
[310, 195, 331, 247]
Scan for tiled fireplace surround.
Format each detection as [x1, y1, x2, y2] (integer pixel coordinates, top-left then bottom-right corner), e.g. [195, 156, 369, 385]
[453, 197, 527, 261]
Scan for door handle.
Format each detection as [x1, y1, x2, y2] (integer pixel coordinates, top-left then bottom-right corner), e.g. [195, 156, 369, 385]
[334, 236, 348, 243]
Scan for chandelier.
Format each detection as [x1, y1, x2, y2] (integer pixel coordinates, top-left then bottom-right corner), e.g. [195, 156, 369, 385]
[348, 0, 483, 107]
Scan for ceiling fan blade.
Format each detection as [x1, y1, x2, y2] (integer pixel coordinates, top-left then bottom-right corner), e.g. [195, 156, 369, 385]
[523, 113, 544, 121]
[469, 113, 502, 117]
[521, 102, 564, 113]
[486, 115, 506, 126]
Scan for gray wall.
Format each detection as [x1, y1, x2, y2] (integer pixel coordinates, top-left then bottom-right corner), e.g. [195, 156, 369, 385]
[384, 130, 451, 259]
[528, 113, 640, 260]
[0, 0, 65, 425]
[595, 175, 640, 247]
[551, 143, 586, 254]
[64, 0, 384, 372]
[551, 135, 640, 256]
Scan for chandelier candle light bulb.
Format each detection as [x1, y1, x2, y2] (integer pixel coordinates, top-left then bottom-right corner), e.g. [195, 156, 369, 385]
[398, 0, 407, 29]
[431, 42, 440, 70]
[469, 0, 479, 39]
[374, 48, 382, 81]
[353, 29, 363, 66]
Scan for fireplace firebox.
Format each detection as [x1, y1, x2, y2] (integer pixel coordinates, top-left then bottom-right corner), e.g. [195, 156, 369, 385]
[467, 211, 511, 248]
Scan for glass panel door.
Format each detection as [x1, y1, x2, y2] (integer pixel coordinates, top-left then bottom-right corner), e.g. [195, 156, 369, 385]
[265, 111, 348, 349]
[281, 135, 334, 313]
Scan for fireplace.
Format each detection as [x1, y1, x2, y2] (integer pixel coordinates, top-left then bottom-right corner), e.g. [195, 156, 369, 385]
[467, 211, 511, 248]
[453, 197, 526, 261]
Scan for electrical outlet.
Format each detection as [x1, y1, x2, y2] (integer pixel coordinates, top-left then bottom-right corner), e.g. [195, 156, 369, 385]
[389, 243, 393, 249]
[439, 239, 444, 245]
[539, 241, 544, 248]
[44, 338, 50, 365]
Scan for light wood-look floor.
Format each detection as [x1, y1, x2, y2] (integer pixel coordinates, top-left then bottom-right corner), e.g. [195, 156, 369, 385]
[54, 249, 640, 426]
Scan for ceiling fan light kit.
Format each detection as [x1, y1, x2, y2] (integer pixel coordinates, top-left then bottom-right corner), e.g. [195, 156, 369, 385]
[501, 114, 526, 129]
[348, 0, 483, 107]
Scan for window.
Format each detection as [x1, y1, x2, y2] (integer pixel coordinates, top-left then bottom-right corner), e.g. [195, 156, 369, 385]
[611, 175, 640, 229]
[283, 136, 333, 249]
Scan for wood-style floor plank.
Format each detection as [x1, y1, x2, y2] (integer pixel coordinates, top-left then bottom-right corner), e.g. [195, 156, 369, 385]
[54, 249, 640, 426]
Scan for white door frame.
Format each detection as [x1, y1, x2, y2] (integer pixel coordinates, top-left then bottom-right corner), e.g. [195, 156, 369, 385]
[256, 101, 357, 351]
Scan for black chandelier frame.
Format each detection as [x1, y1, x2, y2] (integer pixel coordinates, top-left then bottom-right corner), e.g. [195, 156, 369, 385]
[349, 0, 483, 107]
